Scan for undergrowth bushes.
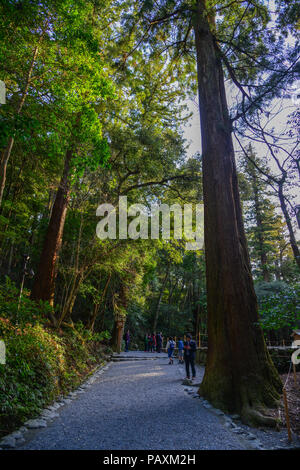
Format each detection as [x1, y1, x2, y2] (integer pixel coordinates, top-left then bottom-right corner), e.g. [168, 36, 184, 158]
[0, 278, 111, 437]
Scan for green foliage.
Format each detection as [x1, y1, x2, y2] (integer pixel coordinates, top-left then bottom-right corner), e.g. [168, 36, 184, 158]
[256, 282, 300, 331]
[0, 280, 109, 437]
[239, 145, 297, 282]
[0, 3, 299, 430]
[69, 321, 111, 343]
[0, 276, 50, 325]
[255, 280, 289, 300]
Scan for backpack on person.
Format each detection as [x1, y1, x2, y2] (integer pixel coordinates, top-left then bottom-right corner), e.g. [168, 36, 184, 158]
[169, 340, 175, 350]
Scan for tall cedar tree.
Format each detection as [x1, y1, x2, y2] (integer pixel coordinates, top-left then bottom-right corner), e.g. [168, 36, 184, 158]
[117, 0, 300, 423]
[29, 2, 112, 305]
[193, 0, 281, 425]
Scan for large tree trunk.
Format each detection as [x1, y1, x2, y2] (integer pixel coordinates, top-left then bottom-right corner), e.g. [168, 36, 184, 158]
[193, 0, 281, 425]
[31, 147, 73, 305]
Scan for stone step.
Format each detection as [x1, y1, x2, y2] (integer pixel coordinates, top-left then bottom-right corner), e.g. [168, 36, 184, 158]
[111, 356, 159, 361]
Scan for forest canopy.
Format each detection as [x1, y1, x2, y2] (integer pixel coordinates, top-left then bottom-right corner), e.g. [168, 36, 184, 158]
[0, 0, 299, 427]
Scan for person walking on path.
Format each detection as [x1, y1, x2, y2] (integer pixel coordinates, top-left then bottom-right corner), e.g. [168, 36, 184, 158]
[184, 334, 196, 379]
[166, 337, 175, 364]
[156, 332, 162, 353]
[177, 337, 184, 364]
[148, 333, 153, 352]
[125, 330, 130, 352]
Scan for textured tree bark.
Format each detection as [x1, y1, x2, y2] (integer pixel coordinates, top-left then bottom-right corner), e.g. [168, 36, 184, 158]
[111, 284, 128, 352]
[0, 137, 15, 208]
[193, 0, 282, 425]
[31, 147, 73, 305]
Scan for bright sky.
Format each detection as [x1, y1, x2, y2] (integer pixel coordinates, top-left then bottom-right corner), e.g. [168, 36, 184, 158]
[180, 0, 300, 239]
[182, 98, 202, 158]
[181, 89, 300, 240]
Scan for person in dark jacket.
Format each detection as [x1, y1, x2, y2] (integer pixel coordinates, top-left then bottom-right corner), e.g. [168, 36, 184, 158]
[184, 334, 197, 379]
[148, 333, 153, 352]
[177, 337, 184, 364]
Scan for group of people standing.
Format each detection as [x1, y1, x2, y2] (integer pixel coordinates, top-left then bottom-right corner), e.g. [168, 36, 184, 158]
[166, 334, 197, 381]
[126, 329, 197, 381]
[144, 332, 163, 353]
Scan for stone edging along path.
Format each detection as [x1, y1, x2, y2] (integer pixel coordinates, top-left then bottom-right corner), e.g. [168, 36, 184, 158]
[179, 370, 300, 451]
[1, 353, 299, 450]
[0, 360, 112, 449]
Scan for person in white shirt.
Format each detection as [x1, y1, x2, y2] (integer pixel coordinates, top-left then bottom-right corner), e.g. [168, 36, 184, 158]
[166, 337, 176, 364]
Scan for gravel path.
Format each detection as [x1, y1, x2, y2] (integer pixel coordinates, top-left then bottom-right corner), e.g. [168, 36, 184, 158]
[16, 351, 297, 450]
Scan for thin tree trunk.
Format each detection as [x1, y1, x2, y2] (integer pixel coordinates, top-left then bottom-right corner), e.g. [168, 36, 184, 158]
[274, 260, 281, 281]
[181, 282, 190, 310]
[193, 0, 281, 425]
[31, 147, 74, 305]
[168, 278, 178, 304]
[0, 43, 40, 207]
[192, 279, 201, 337]
[7, 242, 14, 275]
[253, 180, 270, 281]
[153, 265, 170, 331]
[278, 184, 300, 269]
[242, 141, 300, 270]
[99, 297, 108, 332]
[111, 284, 128, 352]
[89, 273, 111, 331]
[57, 272, 83, 327]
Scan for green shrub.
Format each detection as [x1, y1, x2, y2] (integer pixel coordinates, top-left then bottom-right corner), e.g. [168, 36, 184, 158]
[256, 283, 300, 331]
[0, 275, 52, 325]
[0, 283, 108, 437]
